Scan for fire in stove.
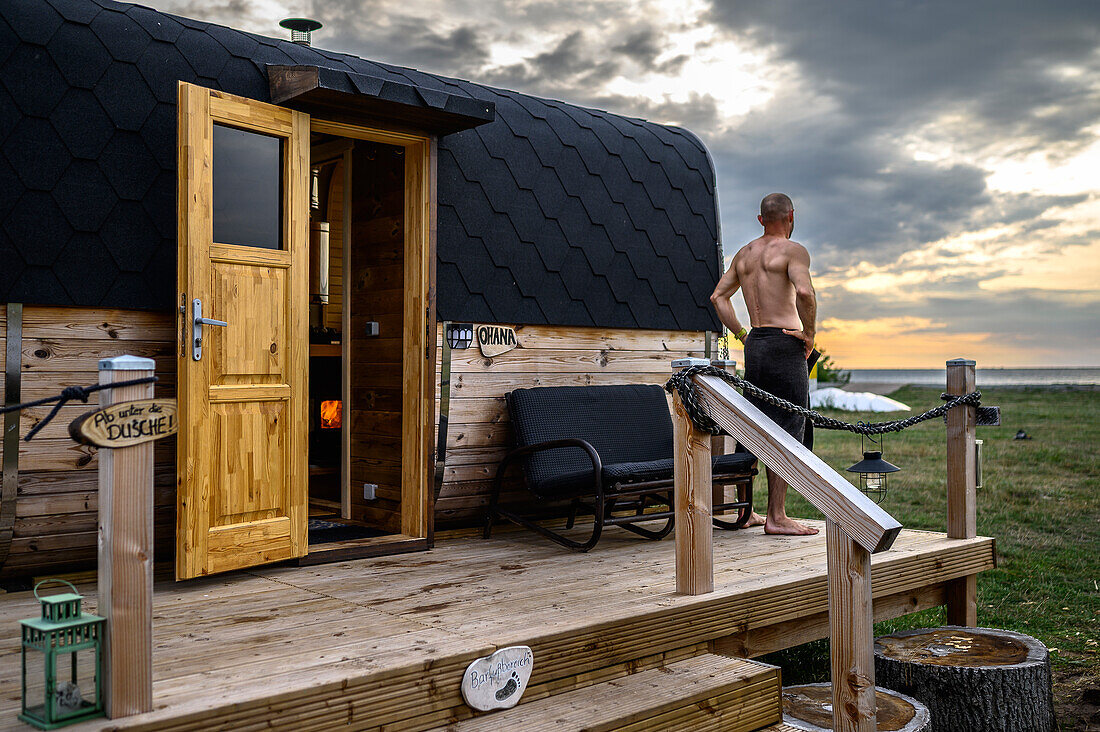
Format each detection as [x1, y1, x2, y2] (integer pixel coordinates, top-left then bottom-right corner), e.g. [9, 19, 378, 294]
[320, 400, 342, 429]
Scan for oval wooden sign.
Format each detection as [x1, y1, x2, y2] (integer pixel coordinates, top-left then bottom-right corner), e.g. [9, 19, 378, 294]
[69, 399, 178, 448]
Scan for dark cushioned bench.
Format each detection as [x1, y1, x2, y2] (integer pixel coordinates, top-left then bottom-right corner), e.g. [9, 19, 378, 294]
[483, 384, 758, 551]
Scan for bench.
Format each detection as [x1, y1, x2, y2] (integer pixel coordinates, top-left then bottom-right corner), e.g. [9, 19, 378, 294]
[483, 384, 758, 551]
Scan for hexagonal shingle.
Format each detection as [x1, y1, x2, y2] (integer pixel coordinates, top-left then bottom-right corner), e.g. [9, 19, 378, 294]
[1, 0, 63, 46]
[89, 9, 151, 63]
[3, 117, 70, 190]
[0, 230, 27, 294]
[137, 40, 195, 103]
[1, 44, 67, 117]
[50, 88, 114, 159]
[100, 200, 156, 272]
[126, 5, 182, 43]
[99, 130, 159, 200]
[52, 159, 117, 231]
[173, 27, 229, 78]
[53, 231, 116, 302]
[4, 191, 72, 266]
[48, 22, 110, 88]
[94, 62, 157, 131]
[46, 0, 101, 25]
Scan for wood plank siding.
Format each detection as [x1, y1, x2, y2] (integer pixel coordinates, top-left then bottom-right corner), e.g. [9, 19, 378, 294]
[433, 324, 708, 526]
[0, 304, 709, 575]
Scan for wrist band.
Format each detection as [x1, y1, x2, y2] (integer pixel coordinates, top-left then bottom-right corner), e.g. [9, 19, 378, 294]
[734, 328, 748, 343]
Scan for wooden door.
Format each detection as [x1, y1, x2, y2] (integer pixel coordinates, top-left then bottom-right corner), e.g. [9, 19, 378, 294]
[176, 83, 309, 579]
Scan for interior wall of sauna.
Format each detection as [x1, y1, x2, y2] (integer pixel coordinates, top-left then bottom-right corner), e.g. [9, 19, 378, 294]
[324, 160, 344, 332]
[432, 325, 709, 528]
[0, 305, 176, 578]
[347, 141, 406, 533]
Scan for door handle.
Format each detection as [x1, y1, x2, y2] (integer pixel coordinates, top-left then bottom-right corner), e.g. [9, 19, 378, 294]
[192, 298, 228, 361]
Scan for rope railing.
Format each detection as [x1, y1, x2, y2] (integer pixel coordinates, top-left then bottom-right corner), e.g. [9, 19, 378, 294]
[0, 377, 159, 441]
[666, 364, 980, 437]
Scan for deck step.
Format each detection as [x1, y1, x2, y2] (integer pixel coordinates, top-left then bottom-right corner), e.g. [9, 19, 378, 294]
[448, 653, 782, 732]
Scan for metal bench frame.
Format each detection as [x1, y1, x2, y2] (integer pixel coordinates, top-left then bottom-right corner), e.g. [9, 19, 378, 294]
[484, 438, 757, 552]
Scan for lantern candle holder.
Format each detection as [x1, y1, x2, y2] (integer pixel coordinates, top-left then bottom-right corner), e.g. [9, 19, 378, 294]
[846, 434, 900, 504]
[19, 580, 105, 730]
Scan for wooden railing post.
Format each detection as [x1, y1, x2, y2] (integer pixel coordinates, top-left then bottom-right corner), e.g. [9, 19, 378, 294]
[708, 360, 738, 514]
[945, 358, 978, 626]
[826, 520, 877, 732]
[672, 359, 713, 595]
[97, 355, 155, 718]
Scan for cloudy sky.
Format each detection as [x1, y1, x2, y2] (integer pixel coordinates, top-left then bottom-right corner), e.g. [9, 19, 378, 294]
[153, 0, 1099, 368]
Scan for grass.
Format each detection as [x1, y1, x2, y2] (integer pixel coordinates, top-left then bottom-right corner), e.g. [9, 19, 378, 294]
[756, 385, 1100, 728]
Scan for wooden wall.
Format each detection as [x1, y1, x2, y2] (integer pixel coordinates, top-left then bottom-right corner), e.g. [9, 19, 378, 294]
[0, 310, 711, 574]
[0, 306, 176, 578]
[324, 159, 344, 332]
[347, 142, 406, 533]
[433, 325, 708, 527]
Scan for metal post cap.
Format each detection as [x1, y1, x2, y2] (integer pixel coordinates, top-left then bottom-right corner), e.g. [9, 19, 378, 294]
[671, 357, 710, 369]
[98, 355, 156, 371]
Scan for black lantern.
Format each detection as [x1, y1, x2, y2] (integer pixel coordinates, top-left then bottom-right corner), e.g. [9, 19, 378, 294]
[446, 323, 474, 350]
[846, 435, 900, 503]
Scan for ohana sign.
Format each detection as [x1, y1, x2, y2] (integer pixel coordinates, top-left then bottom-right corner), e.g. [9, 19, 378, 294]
[477, 325, 519, 358]
[69, 399, 178, 448]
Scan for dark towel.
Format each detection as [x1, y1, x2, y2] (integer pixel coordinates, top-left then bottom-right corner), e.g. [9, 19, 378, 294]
[741, 327, 812, 450]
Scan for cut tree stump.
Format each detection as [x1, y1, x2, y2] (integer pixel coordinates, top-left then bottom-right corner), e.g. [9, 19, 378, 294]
[875, 627, 1055, 732]
[782, 682, 930, 731]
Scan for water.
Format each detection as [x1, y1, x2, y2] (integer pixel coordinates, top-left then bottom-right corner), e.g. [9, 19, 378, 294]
[845, 368, 1100, 386]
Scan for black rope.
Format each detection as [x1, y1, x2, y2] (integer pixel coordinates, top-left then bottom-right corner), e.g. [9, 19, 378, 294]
[665, 365, 980, 437]
[1, 377, 159, 442]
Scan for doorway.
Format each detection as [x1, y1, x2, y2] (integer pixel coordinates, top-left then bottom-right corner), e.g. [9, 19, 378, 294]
[303, 121, 436, 564]
[176, 84, 435, 578]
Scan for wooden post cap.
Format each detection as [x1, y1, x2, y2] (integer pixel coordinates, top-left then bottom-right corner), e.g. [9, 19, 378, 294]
[782, 682, 930, 731]
[671, 357, 710, 369]
[946, 358, 976, 366]
[98, 355, 156, 371]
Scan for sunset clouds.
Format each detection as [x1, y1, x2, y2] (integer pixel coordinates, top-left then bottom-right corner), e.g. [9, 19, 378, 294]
[149, 0, 1099, 366]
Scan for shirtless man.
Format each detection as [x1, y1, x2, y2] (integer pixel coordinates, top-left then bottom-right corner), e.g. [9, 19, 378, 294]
[710, 192, 819, 536]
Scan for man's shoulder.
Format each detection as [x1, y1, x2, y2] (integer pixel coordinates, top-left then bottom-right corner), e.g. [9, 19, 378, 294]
[782, 239, 810, 259]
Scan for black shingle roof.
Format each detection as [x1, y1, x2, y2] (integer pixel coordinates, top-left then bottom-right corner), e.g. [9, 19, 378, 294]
[0, 0, 722, 331]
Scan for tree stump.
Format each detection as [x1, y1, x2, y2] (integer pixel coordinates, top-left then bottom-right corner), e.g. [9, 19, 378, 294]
[782, 682, 930, 731]
[875, 627, 1055, 732]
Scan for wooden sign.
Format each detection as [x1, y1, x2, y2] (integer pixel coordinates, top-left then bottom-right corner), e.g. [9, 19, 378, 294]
[69, 399, 178, 448]
[477, 325, 518, 358]
[461, 646, 533, 711]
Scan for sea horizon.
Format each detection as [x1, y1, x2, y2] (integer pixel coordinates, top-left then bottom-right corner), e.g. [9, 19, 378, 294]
[843, 367, 1100, 386]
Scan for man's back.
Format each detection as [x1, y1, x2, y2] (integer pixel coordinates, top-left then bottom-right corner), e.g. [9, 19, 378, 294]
[733, 235, 806, 331]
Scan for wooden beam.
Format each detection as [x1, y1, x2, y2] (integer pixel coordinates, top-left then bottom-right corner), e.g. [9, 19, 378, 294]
[693, 373, 901, 553]
[826, 519, 877, 732]
[945, 358, 978, 626]
[97, 355, 155, 718]
[672, 391, 713, 595]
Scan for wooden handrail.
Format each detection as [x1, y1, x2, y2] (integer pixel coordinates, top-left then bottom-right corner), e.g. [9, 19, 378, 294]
[692, 373, 901, 553]
[671, 364, 898, 731]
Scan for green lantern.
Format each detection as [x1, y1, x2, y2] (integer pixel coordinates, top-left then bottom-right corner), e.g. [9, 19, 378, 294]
[20, 580, 105, 729]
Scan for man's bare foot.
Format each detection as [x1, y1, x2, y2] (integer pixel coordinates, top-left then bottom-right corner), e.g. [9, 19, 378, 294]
[744, 511, 766, 528]
[764, 516, 819, 536]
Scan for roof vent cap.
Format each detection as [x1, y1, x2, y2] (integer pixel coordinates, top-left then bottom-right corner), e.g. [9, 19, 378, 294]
[279, 18, 322, 46]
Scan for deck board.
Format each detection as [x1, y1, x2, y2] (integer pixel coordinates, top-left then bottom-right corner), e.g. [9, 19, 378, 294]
[0, 522, 994, 731]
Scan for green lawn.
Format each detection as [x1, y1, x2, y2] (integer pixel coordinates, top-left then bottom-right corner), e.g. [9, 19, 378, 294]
[758, 386, 1100, 729]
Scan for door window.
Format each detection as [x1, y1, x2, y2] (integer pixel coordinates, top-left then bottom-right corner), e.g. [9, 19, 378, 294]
[212, 123, 283, 249]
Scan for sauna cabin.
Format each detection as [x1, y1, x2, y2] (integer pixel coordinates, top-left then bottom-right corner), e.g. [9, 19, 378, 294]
[0, 0, 724, 580]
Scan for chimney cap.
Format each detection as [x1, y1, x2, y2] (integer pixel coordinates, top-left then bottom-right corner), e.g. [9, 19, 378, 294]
[279, 18, 323, 32]
[279, 17, 322, 45]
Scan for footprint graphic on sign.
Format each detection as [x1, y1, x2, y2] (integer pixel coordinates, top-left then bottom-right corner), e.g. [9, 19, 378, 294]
[496, 671, 521, 701]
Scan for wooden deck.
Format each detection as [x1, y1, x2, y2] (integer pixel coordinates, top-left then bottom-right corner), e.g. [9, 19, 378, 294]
[0, 521, 994, 731]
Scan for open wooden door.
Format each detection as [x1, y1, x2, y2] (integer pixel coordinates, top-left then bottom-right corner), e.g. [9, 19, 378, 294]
[176, 83, 309, 579]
